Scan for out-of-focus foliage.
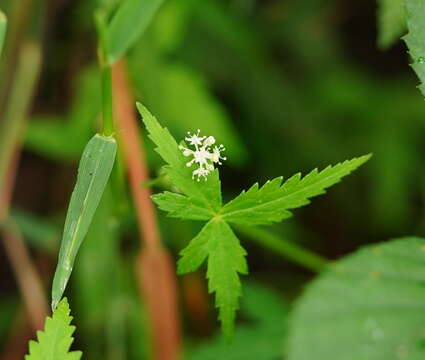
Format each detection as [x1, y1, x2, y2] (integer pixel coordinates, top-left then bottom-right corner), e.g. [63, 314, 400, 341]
[377, 0, 406, 49]
[186, 282, 288, 360]
[0, 299, 16, 346]
[287, 237, 425, 360]
[11, 209, 59, 253]
[73, 188, 148, 360]
[25, 68, 100, 161]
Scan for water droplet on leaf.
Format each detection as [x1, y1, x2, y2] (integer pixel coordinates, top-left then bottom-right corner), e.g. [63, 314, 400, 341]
[418, 57, 425, 64]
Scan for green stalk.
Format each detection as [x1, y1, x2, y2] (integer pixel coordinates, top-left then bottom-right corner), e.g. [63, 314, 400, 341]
[95, 10, 114, 136]
[101, 65, 114, 136]
[235, 225, 328, 273]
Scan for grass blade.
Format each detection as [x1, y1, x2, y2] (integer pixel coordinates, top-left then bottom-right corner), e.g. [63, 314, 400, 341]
[51, 134, 117, 310]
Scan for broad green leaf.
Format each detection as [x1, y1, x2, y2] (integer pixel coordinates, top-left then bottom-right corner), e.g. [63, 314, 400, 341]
[287, 237, 425, 360]
[404, 0, 425, 96]
[377, 0, 406, 49]
[51, 134, 117, 310]
[178, 219, 248, 337]
[186, 282, 288, 360]
[152, 191, 213, 221]
[0, 10, 6, 58]
[106, 0, 165, 64]
[25, 298, 82, 360]
[221, 155, 371, 226]
[137, 102, 222, 213]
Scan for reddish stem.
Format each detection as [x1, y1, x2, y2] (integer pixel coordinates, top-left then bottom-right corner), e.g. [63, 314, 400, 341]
[112, 59, 181, 360]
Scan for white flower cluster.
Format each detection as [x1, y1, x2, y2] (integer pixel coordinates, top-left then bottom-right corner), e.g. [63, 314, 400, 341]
[179, 129, 226, 181]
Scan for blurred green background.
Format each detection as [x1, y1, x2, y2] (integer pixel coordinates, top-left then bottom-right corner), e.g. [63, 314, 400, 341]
[0, 0, 422, 359]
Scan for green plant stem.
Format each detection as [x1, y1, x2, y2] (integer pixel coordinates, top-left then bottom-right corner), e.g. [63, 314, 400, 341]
[94, 9, 114, 136]
[235, 225, 328, 273]
[102, 65, 114, 136]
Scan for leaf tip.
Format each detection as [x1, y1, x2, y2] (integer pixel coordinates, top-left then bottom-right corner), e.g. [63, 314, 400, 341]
[358, 153, 373, 164]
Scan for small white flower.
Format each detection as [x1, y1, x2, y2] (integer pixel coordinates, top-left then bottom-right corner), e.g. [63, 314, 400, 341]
[211, 144, 227, 165]
[179, 130, 226, 181]
[185, 129, 205, 147]
[192, 168, 210, 181]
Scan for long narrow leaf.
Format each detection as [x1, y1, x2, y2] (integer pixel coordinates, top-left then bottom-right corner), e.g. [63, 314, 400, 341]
[51, 134, 117, 310]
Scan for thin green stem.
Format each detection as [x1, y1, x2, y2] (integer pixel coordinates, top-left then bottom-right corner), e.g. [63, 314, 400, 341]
[95, 9, 114, 136]
[101, 65, 114, 136]
[235, 225, 328, 273]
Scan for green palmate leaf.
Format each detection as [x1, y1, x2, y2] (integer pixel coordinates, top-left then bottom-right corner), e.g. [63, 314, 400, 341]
[25, 298, 82, 360]
[377, 0, 406, 49]
[51, 134, 117, 310]
[405, 0, 425, 96]
[141, 102, 369, 336]
[287, 237, 425, 360]
[178, 219, 248, 337]
[0, 10, 6, 58]
[221, 155, 371, 226]
[106, 0, 165, 64]
[137, 102, 222, 213]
